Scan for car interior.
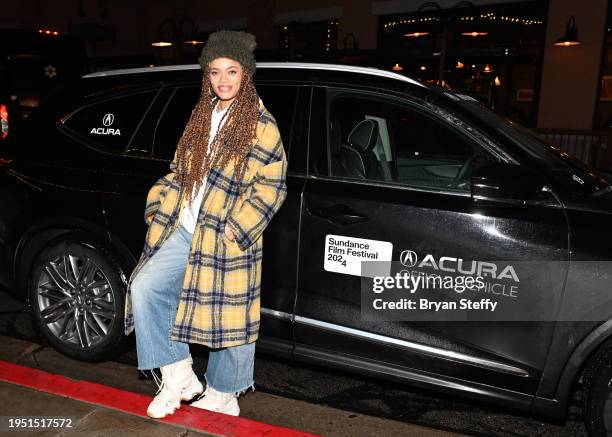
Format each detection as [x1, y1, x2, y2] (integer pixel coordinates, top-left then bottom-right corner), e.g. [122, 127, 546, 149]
[329, 95, 473, 191]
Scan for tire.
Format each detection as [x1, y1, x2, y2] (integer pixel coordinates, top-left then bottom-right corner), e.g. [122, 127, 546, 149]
[28, 232, 129, 362]
[583, 338, 612, 437]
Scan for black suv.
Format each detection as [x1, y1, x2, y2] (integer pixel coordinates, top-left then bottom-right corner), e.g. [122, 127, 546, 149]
[1, 63, 612, 435]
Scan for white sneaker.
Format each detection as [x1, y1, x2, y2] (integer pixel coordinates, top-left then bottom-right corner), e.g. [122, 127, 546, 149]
[146, 356, 203, 419]
[191, 385, 240, 416]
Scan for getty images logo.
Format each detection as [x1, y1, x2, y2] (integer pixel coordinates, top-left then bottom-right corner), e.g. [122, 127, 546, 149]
[399, 250, 418, 267]
[102, 113, 114, 126]
[91, 113, 121, 136]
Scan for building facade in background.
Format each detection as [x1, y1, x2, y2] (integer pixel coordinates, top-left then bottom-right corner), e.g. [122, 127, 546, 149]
[1, 0, 610, 130]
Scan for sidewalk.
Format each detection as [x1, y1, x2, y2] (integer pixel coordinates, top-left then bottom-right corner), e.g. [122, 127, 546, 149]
[0, 360, 310, 436]
[0, 381, 211, 436]
[0, 334, 463, 436]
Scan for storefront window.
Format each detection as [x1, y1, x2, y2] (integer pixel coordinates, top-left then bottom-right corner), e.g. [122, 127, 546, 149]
[595, 3, 612, 129]
[379, 1, 547, 127]
[278, 20, 339, 59]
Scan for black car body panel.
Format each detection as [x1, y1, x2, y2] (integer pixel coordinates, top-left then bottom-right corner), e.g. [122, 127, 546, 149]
[1, 63, 611, 421]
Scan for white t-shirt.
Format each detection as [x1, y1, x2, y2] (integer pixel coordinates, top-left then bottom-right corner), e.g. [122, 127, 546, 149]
[179, 102, 228, 233]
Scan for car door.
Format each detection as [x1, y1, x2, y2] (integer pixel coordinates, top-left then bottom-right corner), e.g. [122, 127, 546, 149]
[251, 82, 309, 349]
[100, 87, 177, 261]
[294, 86, 569, 401]
[105, 80, 308, 349]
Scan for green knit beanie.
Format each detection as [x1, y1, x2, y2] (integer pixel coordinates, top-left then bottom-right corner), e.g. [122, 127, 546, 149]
[198, 30, 257, 73]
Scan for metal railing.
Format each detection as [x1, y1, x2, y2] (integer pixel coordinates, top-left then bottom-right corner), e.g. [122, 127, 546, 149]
[534, 129, 612, 173]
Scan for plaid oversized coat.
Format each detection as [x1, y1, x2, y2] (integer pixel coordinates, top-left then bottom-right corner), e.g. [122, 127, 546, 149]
[123, 99, 287, 349]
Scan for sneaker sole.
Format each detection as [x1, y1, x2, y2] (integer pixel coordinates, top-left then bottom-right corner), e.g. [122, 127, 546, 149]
[190, 400, 240, 417]
[147, 387, 202, 418]
[146, 405, 178, 419]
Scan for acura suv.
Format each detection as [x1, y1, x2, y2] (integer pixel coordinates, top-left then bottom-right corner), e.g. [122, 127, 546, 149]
[1, 62, 611, 435]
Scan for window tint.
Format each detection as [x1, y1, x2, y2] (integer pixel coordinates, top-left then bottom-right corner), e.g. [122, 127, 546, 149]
[328, 94, 490, 191]
[257, 85, 297, 152]
[153, 85, 298, 162]
[286, 86, 310, 174]
[63, 91, 157, 154]
[153, 87, 200, 160]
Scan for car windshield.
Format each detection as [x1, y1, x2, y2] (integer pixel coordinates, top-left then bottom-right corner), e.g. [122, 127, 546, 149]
[445, 92, 612, 196]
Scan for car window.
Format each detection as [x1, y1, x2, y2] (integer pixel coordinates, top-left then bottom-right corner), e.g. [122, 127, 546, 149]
[327, 93, 492, 192]
[257, 84, 298, 155]
[152, 84, 298, 162]
[153, 87, 200, 160]
[453, 95, 612, 194]
[63, 91, 157, 154]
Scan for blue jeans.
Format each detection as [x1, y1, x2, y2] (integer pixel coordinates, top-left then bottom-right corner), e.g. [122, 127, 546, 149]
[130, 225, 255, 394]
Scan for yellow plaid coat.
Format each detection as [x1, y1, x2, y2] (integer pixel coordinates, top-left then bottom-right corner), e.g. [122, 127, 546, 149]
[123, 99, 287, 349]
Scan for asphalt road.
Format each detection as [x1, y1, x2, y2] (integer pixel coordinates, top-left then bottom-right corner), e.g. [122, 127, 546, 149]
[0, 287, 587, 437]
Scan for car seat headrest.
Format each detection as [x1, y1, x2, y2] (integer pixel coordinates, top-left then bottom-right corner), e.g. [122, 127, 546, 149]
[348, 119, 378, 152]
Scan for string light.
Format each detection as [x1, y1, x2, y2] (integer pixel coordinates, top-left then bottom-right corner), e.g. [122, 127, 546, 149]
[384, 12, 542, 29]
[38, 28, 60, 36]
[325, 20, 336, 51]
[282, 25, 289, 49]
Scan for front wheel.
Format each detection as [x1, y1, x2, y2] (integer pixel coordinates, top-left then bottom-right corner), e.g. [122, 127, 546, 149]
[583, 339, 612, 436]
[28, 232, 129, 362]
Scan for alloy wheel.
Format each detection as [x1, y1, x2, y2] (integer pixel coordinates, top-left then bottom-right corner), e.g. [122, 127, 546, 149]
[36, 254, 116, 349]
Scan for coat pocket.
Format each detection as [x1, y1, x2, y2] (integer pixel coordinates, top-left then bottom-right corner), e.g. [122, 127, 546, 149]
[220, 225, 245, 255]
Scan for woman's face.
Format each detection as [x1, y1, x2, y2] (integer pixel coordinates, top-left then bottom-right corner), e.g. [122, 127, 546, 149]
[208, 57, 244, 109]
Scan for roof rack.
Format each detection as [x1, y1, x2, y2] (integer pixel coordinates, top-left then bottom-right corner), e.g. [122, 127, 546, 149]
[83, 62, 424, 88]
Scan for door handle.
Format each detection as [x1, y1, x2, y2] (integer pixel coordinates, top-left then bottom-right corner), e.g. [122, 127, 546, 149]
[307, 205, 369, 225]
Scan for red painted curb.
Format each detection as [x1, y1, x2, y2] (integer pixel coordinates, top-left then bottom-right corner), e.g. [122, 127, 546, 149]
[0, 360, 318, 437]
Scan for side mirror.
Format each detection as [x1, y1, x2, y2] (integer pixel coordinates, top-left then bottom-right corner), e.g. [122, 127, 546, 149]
[471, 162, 545, 203]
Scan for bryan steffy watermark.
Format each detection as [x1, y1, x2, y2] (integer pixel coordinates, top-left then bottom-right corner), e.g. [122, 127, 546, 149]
[370, 271, 497, 312]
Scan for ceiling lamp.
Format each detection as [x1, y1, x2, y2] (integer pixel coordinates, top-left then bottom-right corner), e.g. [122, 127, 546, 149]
[152, 40, 172, 47]
[152, 18, 175, 47]
[554, 16, 580, 47]
[456, 61, 465, 69]
[403, 2, 440, 38]
[462, 31, 489, 37]
[404, 31, 430, 37]
[482, 64, 493, 73]
[454, 1, 489, 37]
[180, 17, 203, 46]
[392, 63, 404, 71]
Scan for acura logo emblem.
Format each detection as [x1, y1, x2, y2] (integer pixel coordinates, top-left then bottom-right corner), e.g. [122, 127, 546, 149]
[102, 113, 115, 126]
[400, 250, 418, 267]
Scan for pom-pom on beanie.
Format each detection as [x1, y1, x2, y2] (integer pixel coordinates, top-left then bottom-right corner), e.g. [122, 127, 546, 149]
[198, 30, 257, 73]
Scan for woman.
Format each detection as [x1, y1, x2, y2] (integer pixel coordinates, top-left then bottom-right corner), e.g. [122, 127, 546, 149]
[123, 30, 287, 418]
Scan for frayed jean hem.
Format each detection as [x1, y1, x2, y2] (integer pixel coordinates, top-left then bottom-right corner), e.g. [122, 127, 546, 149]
[204, 375, 255, 396]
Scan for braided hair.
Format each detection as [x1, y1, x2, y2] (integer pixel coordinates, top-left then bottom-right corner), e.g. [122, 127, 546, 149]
[175, 68, 259, 201]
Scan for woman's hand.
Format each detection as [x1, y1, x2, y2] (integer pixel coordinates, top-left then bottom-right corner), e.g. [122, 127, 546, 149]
[224, 223, 236, 241]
